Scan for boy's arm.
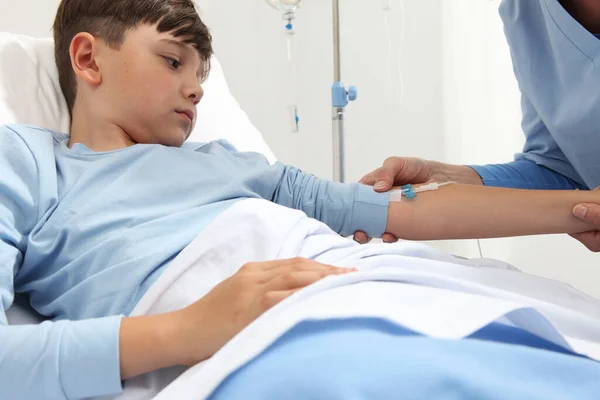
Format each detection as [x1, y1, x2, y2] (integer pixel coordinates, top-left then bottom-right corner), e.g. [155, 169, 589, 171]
[385, 184, 598, 240]
[268, 164, 389, 237]
[0, 317, 124, 399]
[0, 129, 123, 399]
[120, 258, 355, 378]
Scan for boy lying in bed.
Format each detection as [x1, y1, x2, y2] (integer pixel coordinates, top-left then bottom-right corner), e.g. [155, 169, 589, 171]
[0, 0, 598, 399]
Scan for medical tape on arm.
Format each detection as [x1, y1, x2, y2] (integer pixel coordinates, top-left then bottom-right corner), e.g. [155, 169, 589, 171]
[390, 182, 456, 202]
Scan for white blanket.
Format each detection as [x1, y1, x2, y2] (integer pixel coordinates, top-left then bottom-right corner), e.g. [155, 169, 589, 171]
[107, 199, 600, 400]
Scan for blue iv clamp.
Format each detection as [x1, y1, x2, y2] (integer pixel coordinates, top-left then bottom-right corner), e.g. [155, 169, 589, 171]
[401, 184, 417, 199]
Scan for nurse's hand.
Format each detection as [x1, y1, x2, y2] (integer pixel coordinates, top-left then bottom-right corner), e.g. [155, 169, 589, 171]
[353, 157, 483, 244]
[571, 187, 600, 252]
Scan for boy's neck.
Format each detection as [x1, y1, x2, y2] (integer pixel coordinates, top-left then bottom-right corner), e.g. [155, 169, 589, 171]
[69, 104, 137, 151]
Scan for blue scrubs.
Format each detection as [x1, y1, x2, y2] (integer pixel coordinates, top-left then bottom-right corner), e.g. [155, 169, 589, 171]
[472, 160, 587, 190]
[471, 0, 600, 190]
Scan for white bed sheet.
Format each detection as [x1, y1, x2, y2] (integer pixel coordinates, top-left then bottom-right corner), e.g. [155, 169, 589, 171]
[112, 198, 600, 399]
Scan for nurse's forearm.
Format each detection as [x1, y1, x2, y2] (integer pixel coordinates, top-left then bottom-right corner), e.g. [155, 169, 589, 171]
[385, 184, 597, 240]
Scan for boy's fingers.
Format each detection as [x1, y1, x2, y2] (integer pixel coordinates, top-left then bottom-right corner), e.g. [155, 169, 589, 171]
[382, 233, 398, 243]
[355, 232, 397, 244]
[353, 231, 370, 244]
[265, 269, 352, 292]
[262, 260, 353, 283]
[245, 257, 312, 271]
[275, 258, 339, 272]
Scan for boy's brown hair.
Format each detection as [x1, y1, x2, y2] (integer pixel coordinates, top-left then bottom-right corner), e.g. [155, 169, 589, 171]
[52, 0, 213, 116]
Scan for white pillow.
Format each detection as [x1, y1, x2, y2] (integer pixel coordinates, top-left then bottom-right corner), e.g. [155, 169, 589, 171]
[0, 32, 276, 162]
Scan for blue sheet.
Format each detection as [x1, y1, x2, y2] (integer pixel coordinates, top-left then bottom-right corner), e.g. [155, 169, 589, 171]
[209, 318, 600, 399]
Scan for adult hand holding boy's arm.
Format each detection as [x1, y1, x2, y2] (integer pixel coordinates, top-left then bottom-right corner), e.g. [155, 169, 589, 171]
[570, 187, 600, 252]
[119, 258, 354, 379]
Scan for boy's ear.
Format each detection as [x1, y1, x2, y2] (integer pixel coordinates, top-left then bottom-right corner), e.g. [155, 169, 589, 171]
[70, 32, 102, 87]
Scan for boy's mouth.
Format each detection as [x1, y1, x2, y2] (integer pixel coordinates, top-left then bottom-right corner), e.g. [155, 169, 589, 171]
[176, 109, 195, 123]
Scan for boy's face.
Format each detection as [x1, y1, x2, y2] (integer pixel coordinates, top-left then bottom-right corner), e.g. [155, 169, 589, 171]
[95, 24, 205, 147]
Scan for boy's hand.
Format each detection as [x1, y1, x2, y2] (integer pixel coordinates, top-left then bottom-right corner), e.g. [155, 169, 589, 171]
[172, 258, 355, 366]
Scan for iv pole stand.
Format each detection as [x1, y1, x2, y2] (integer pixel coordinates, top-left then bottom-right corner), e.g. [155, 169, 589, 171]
[331, 0, 357, 183]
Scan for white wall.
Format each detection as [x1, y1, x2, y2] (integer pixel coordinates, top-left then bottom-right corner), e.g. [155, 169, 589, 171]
[442, 0, 523, 167]
[340, 0, 444, 183]
[197, 0, 337, 179]
[0, 0, 60, 37]
[198, 0, 444, 181]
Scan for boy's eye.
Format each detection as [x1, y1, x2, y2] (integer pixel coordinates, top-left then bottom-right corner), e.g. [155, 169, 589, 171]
[165, 57, 181, 69]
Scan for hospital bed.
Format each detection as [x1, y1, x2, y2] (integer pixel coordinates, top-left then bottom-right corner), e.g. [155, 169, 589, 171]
[0, 31, 276, 325]
[2, 31, 600, 399]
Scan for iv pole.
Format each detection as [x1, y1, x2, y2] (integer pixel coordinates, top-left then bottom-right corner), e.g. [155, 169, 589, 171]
[266, 0, 357, 183]
[331, 0, 357, 183]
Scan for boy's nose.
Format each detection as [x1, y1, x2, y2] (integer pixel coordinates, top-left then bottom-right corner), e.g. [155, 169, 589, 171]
[184, 82, 204, 105]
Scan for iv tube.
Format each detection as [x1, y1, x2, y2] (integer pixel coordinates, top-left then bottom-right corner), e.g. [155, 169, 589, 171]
[284, 11, 300, 132]
[266, 0, 302, 133]
[383, 0, 405, 105]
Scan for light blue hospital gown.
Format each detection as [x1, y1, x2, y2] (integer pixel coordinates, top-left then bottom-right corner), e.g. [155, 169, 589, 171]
[0, 124, 388, 399]
[470, 0, 600, 191]
[210, 0, 600, 398]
